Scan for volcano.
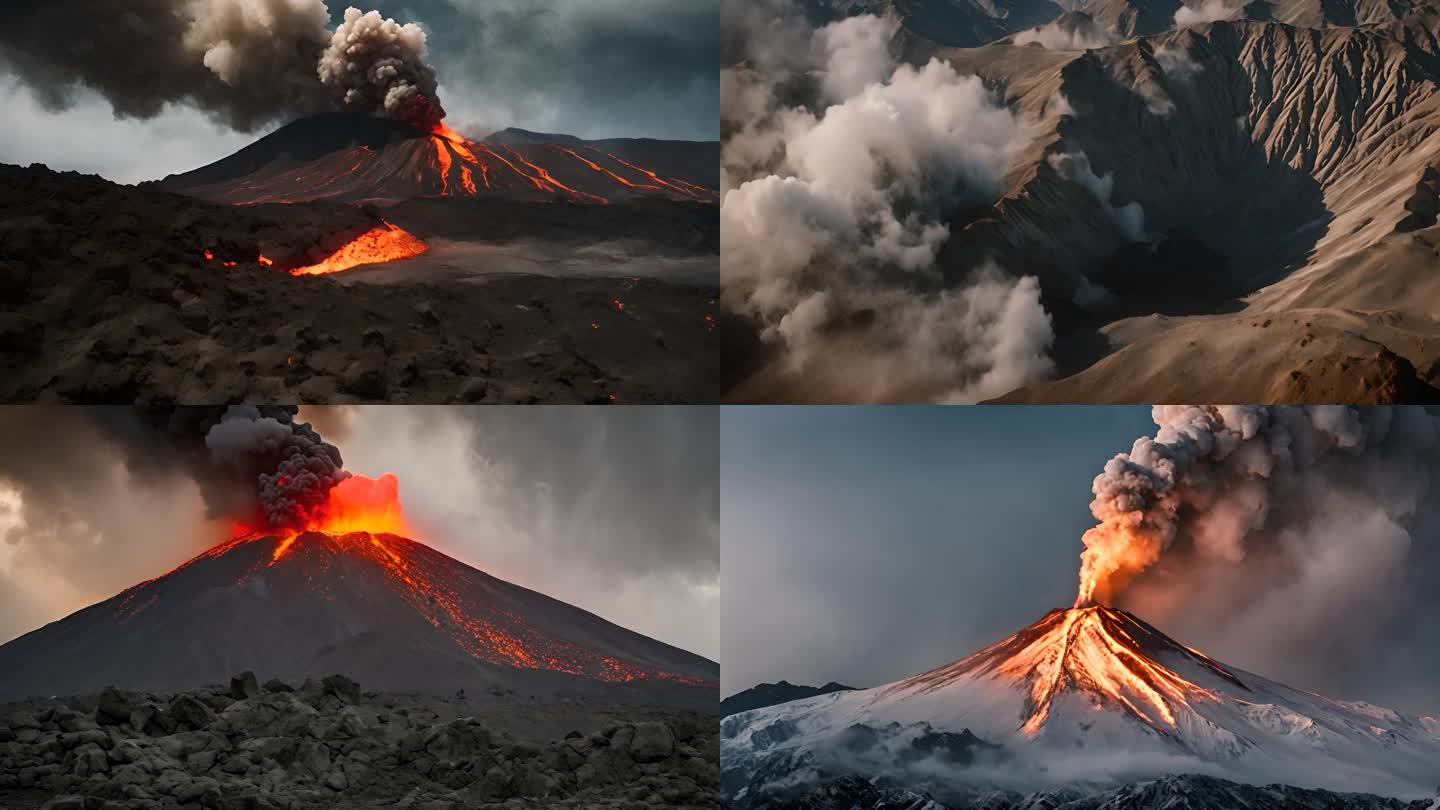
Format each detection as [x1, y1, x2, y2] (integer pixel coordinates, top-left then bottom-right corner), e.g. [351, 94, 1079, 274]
[720, 606, 1440, 804]
[154, 112, 719, 207]
[0, 529, 716, 706]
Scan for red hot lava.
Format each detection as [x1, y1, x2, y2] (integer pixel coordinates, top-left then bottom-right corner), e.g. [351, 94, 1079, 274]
[187, 472, 707, 687]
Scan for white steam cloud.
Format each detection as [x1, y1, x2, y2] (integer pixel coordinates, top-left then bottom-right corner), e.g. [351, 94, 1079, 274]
[1175, 0, 1240, 27]
[721, 11, 1054, 402]
[1014, 19, 1118, 50]
[1047, 151, 1147, 241]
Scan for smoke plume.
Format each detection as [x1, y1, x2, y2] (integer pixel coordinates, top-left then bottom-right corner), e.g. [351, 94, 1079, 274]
[317, 7, 444, 129]
[721, 7, 1054, 402]
[1048, 151, 1147, 241]
[1077, 405, 1440, 710]
[0, 2, 444, 132]
[1013, 18, 1118, 50]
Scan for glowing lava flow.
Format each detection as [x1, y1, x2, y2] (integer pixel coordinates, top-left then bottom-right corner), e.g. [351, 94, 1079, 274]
[165, 472, 710, 687]
[891, 605, 1242, 737]
[288, 222, 428, 276]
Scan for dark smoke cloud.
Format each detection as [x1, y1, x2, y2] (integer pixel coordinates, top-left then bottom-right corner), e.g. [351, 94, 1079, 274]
[0, 1, 443, 132]
[88, 405, 349, 529]
[1089, 406, 1440, 713]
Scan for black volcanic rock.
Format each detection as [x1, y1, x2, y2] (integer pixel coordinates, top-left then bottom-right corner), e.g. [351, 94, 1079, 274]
[721, 681, 857, 716]
[0, 680, 720, 809]
[228, 671, 260, 701]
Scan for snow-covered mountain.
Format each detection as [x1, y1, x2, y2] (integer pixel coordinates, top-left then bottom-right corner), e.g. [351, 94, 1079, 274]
[721, 606, 1440, 807]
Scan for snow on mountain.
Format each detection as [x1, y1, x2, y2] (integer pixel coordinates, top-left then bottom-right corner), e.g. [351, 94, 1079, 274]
[721, 606, 1440, 806]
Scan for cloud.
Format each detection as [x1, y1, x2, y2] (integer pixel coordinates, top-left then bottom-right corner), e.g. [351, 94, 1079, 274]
[1014, 18, 1118, 50]
[722, 12, 1053, 401]
[1175, 0, 1239, 27]
[1048, 151, 1147, 241]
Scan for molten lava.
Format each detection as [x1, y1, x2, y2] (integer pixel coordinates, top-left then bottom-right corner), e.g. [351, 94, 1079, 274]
[177, 471, 708, 687]
[892, 605, 1246, 736]
[289, 222, 428, 276]
[1074, 523, 1165, 608]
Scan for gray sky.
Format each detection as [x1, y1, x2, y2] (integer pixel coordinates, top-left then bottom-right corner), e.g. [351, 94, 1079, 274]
[0, 1, 718, 184]
[720, 406, 1440, 716]
[0, 406, 717, 661]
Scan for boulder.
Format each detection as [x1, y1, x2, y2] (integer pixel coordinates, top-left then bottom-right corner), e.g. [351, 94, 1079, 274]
[168, 695, 216, 730]
[229, 671, 260, 700]
[95, 687, 133, 726]
[629, 722, 675, 763]
[322, 675, 362, 705]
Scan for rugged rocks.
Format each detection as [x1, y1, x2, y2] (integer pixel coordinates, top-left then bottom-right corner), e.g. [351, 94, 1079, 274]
[0, 162, 719, 404]
[0, 674, 719, 809]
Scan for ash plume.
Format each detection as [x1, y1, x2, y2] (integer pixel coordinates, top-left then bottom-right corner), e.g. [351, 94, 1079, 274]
[317, 7, 444, 129]
[0, 2, 445, 132]
[84, 405, 350, 530]
[721, 6, 1054, 402]
[1078, 405, 1440, 711]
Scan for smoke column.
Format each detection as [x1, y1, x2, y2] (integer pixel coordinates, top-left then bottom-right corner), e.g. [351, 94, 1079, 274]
[1075, 405, 1439, 605]
[0, 2, 445, 131]
[93, 405, 352, 530]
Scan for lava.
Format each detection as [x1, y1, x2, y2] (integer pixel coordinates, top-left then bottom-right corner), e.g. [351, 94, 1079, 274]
[289, 222, 428, 276]
[1075, 522, 1164, 608]
[596, 149, 712, 199]
[125, 470, 708, 687]
[555, 146, 661, 190]
[893, 606, 1240, 736]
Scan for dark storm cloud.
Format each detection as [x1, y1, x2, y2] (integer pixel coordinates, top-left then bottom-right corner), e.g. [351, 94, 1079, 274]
[721, 406, 1440, 716]
[447, 406, 719, 582]
[0, 0, 332, 132]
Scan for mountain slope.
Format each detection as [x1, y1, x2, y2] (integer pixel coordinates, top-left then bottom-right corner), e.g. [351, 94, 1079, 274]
[0, 530, 717, 703]
[155, 112, 719, 206]
[720, 606, 1440, 806]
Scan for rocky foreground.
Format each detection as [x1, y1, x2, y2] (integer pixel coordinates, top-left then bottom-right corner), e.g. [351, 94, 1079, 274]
[0, 162, 718, 403]
[0, 673, 718, 809]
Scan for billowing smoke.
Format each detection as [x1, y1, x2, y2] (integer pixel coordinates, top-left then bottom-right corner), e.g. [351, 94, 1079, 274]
[0, 2, 444, 132]
[721, 7, 1054, 402]
[317, 7, 444, 129]
[1076, 405, 1440, 711]
[203, 406, 350, 528]
[82, 405, 350, 530]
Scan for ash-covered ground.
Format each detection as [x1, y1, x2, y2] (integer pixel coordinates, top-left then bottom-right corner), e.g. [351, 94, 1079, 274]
[0, 672, 719, 809]
[0, 163, 718, 403]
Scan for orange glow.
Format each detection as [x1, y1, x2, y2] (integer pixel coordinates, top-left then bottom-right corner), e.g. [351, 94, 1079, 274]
[893, 606, 1229, 736]
[168, 469, 709, 687]
[599, 150, 709, 199]
[289, 222, 428, 276]
[430, 122, 481, 164]
[503, 146, 608, 204]
[555, 146, 661, 190]
[203, 249, 215, 260]
[477, 144, 549, 192]
[258, 255, 274, 267]
[460, 165, 477, 195]
[432, 137, 453, 194]
[1074, 523, 1164, 607]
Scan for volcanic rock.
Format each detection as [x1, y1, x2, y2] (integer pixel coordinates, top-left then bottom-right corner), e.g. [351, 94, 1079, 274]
[229, 671, 260, 700]
[0, 680, 720, 809]
[93, 688, 131, 727]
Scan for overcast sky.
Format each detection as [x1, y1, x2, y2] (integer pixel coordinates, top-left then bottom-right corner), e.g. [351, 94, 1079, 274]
[721, 406, 1440, 716]
[0, 406, 718, 662]
[0, 0, 718, 184]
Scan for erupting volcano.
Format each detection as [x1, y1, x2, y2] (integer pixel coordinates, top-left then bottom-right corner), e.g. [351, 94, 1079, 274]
[0, 471, 716, 704]
[157, 112, 719, 207]
[722, 604, 1440, 801]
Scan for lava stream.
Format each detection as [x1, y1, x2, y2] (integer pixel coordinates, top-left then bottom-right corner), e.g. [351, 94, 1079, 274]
[289, 222, 428, 276]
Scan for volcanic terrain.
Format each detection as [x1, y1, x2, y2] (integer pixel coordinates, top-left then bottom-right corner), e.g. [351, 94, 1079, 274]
[0, 526, 717, 705]
[1, 113, 719, 403]
[720, 605, 1440, 807]
[723, 0, 1440, 402]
